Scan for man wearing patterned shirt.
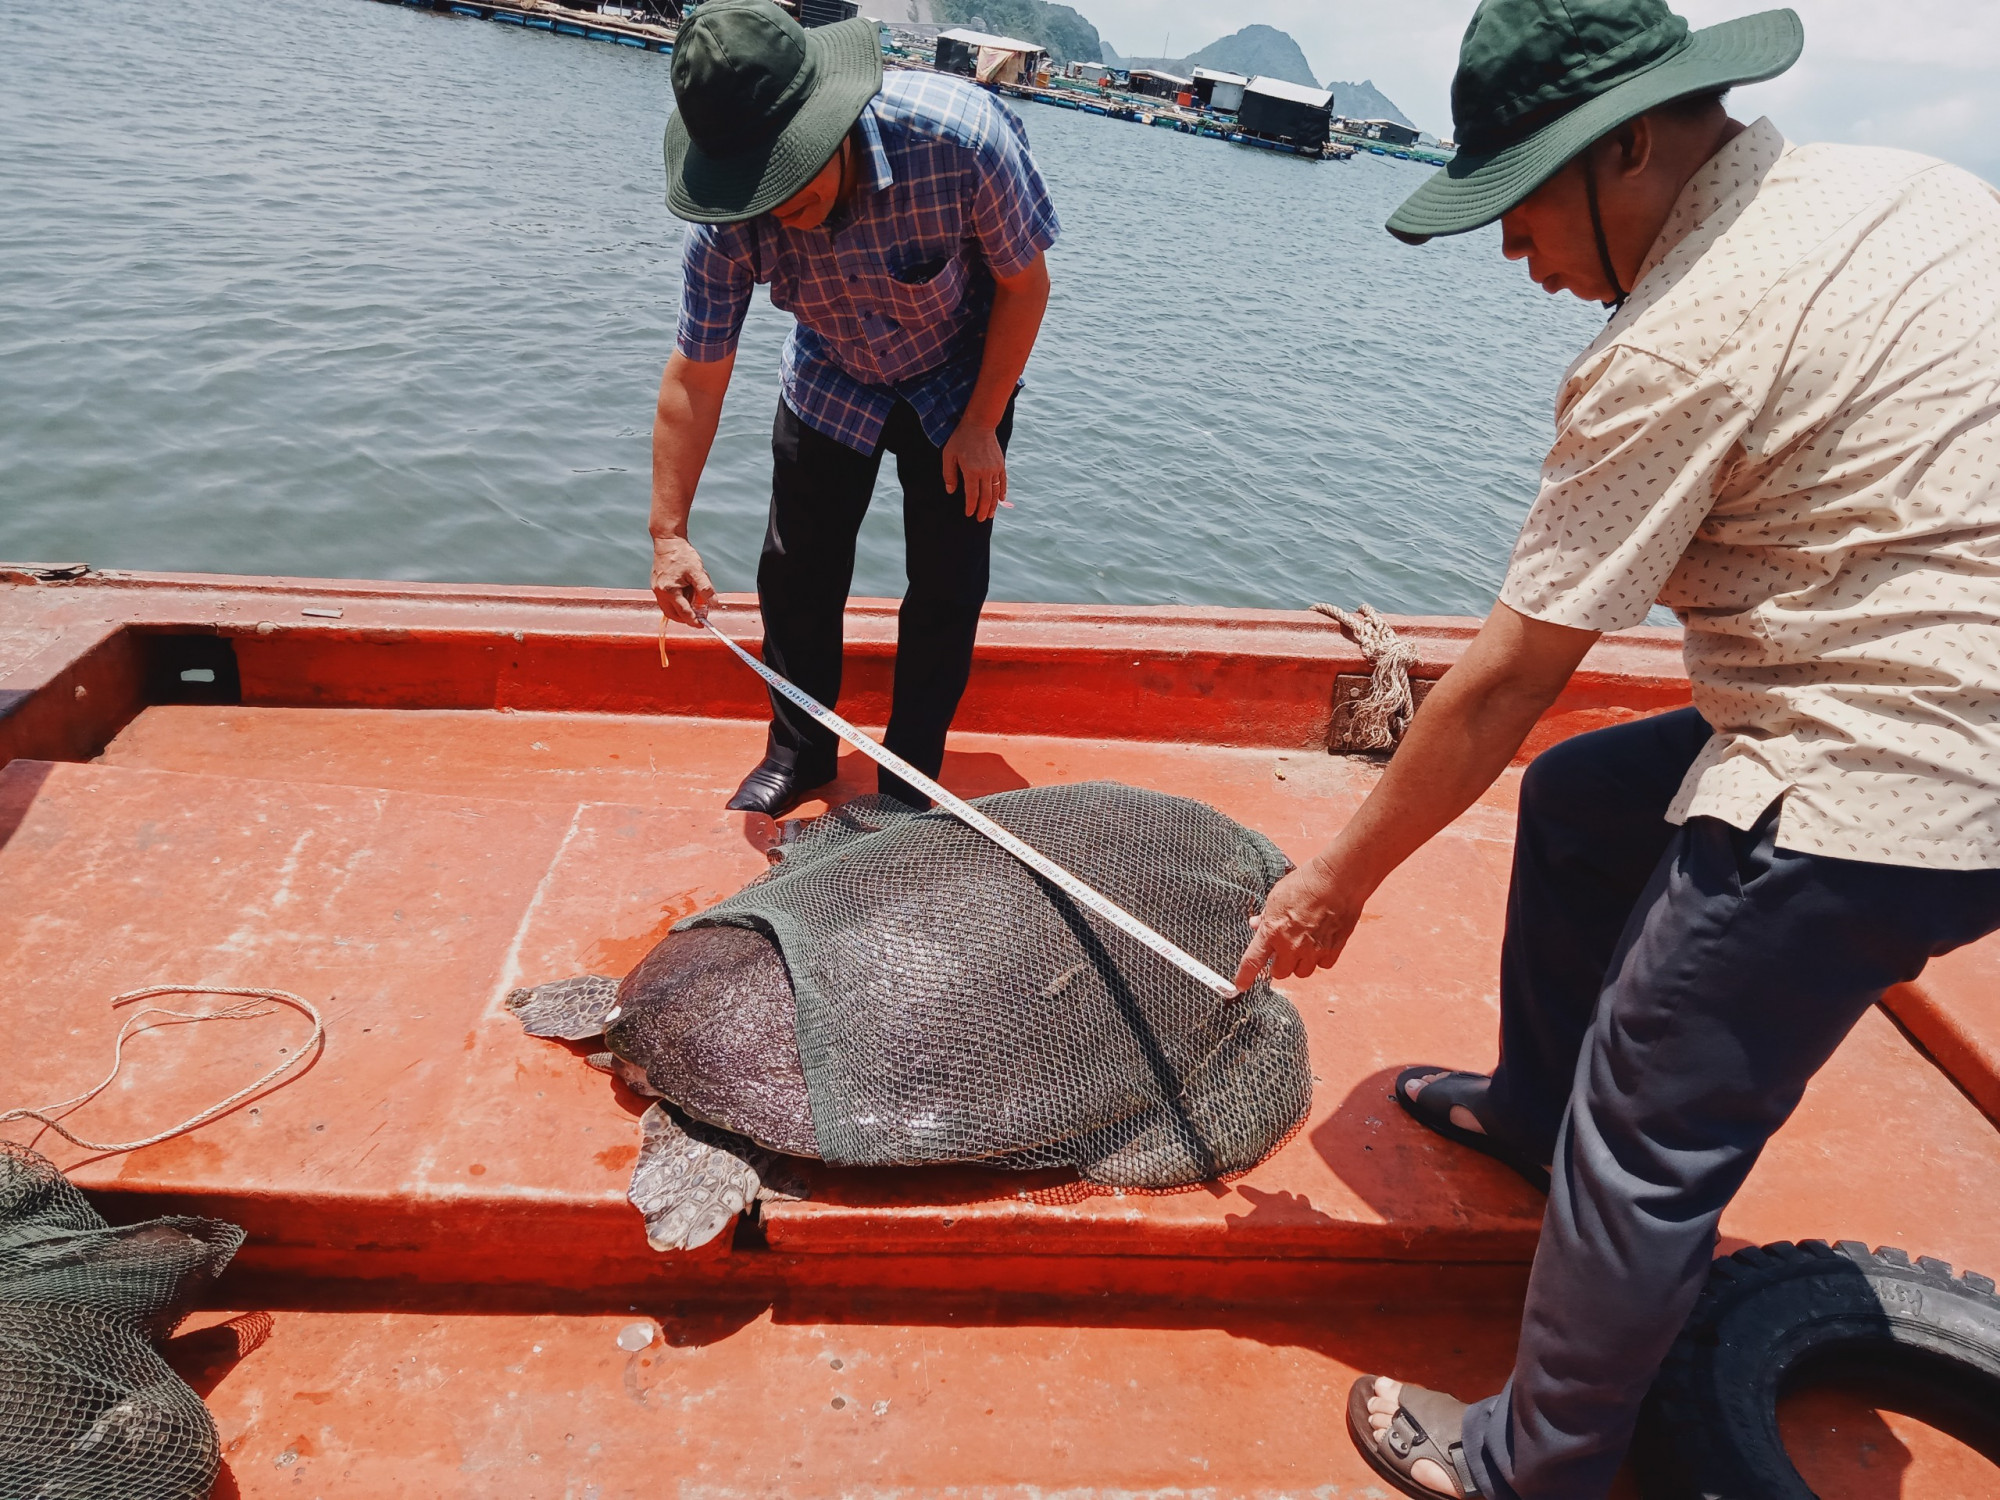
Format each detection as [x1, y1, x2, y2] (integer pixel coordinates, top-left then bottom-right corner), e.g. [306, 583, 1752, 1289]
[649, 0, 1058, 815]
[1233, 1, 2000, 1496]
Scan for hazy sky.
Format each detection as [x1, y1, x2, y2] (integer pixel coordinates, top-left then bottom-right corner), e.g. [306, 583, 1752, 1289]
[1086, 0, 2000, 183]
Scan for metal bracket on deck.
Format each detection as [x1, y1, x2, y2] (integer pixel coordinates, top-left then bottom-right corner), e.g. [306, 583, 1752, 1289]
[1327, 674, 1436, 756]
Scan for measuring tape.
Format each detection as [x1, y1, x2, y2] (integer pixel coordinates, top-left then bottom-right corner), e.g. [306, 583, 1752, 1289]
[688, 614, 1239, 999]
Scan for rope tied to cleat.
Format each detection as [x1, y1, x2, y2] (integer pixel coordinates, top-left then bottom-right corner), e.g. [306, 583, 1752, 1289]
[666, 612, 1241, 999]
[1314, 602, 1417, 752]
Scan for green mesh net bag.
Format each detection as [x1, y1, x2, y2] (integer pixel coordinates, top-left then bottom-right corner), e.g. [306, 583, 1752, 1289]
[681, 781, 1315, 1186]
[0, 1142, 243, 1499]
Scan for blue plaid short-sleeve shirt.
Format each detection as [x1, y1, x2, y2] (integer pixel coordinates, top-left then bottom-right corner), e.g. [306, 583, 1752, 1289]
[675, 71, 1060, 454]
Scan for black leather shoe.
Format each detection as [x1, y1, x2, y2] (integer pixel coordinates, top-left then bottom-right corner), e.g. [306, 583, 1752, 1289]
[726, 756, 834, 817]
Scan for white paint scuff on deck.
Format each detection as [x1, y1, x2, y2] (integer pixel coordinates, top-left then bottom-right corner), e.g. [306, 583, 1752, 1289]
[480, 800, 590, 1023]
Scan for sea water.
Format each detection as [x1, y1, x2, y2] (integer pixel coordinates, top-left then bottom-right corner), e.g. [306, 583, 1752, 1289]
[0, 0, 1607, 617]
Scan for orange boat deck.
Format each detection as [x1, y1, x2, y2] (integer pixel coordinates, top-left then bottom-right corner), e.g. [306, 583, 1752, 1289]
[3, 568, 1997, 1496]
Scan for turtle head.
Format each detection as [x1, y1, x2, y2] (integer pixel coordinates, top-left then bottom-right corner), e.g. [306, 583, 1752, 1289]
[599, 921, 815, 1157]
[603, 923, 793, 1075]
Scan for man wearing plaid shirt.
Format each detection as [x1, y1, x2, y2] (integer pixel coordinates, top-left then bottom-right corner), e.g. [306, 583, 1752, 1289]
[650, 0, 1059, 815]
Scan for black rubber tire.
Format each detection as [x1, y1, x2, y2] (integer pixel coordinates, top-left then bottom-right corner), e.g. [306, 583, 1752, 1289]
[1634, 1239, 2000, 1498]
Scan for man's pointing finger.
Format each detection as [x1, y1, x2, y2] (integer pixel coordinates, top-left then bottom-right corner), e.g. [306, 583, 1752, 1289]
[1233, 928, 1272, 992]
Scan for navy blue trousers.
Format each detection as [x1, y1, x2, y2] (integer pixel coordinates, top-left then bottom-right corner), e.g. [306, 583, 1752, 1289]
[1458, 707, 2000, 1500]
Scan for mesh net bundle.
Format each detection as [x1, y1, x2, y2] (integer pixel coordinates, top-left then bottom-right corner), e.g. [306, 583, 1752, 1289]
[0, 1142, 244, 1500]
[682, 782, 1314, 1186]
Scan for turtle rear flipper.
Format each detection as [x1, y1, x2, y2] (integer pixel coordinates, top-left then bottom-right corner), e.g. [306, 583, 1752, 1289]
[506, 974, 622, 1040]
[628, 1104, 809, 1252]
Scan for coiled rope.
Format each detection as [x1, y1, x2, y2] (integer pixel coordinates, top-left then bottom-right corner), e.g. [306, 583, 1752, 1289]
[1313, 602, 1418, 752]
[0, 986, 325, 1154]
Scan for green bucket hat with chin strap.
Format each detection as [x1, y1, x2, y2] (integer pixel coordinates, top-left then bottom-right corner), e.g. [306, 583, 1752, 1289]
[664, 0, 883, 225]
[1387, 0, 1802, 245]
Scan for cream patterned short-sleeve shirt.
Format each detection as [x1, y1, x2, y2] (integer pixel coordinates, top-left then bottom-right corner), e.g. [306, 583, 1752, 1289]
[1501, 118, 2000, 870]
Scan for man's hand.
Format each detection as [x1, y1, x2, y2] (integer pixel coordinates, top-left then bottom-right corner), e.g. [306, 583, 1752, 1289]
[650, 350, 733, 626]
[941, 250, 1048, 524]
[1234, 858, 1359, 990]
[1230, 604, 1601, 994]
[942, 419, 1006, 522]
[652, 534, 716, 625]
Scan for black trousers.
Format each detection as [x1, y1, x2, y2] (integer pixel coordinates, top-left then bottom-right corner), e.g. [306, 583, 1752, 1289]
[1459, 708, 2000, 1500]
[756, 395, 1013, 806]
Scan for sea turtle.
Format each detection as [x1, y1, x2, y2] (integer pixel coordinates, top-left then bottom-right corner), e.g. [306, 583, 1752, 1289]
[505, 925, 813, 1253]
[508, 784, 1315, 1255]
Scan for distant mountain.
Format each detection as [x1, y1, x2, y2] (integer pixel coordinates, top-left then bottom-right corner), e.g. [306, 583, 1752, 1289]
[929, 0, 1107, 63]
[1179, 26, 1318, 87]
[1116, 24, 1320, 89]
[1327, 78, 1414, 129]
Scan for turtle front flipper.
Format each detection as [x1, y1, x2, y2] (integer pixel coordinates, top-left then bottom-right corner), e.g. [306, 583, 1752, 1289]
[505, 974, 622, 1040]
[629, 1103, 759, 1251]
[628, 1103, 809, 1252]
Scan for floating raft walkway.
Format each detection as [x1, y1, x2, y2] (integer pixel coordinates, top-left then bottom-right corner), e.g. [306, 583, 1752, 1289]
[1333, 128, 1454, 166]
[988, 79, 1356, 161]
[370, 0, 677, 51]
[2, 567, 1998, 1493]
[361, 2, 1389, 165]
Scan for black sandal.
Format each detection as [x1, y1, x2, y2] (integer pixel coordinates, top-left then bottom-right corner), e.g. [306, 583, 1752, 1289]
[1393, 1065, 1550, 1194]
[1346, 1376, 1481, 1497]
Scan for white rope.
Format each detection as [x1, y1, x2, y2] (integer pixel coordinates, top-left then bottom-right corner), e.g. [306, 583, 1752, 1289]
[1313, 602, 1418, 752]
[681, 614, 1240, 998]
[0, 985, 325, 1154]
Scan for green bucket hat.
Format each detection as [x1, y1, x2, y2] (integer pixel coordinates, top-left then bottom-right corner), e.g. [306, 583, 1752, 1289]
[664, 0, 883, 224]
[1387, 0, 1802, 244]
